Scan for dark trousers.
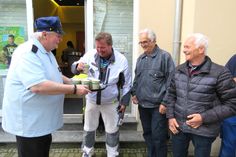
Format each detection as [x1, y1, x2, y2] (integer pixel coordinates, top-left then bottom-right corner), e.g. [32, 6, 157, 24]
[16, 134, 52, 157]
[171, 131, 215, 157]
[138, 105, 168, 157]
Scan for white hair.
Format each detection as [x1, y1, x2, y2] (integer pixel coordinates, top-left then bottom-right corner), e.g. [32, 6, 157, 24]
[31, 31, 55, 40]
[187, 33, 209, 53]
[31, 32, 44, 40]
[139, 28, 156, 42]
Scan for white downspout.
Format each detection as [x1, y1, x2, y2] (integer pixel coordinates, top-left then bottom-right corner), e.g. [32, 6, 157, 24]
[173, 0, 183, 65]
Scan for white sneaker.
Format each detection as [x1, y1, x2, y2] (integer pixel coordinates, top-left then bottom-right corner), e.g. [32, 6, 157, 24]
[106, 144, 119, 157]
[82, 152, 91, 157]
[82, 146, 94, 157]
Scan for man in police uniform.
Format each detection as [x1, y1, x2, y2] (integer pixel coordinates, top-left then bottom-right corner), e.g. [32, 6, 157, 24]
[1, 16, 90, 157]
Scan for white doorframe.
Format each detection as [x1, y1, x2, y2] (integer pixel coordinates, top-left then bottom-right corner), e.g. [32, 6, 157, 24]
[132, 0, 139, 120]
[85, 0, 94, 52]
[26, 0, 34, 39]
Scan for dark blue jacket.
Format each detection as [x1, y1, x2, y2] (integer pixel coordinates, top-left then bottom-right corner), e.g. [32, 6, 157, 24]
[223, 54, 236, 124]
[166, 56, 236, 137]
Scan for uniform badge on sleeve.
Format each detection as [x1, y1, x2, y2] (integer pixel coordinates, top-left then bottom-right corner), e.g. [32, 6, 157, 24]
[31, 45, 38, 53]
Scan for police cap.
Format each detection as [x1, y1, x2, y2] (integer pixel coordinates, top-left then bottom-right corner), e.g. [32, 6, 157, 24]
[34, 16, 64, 35]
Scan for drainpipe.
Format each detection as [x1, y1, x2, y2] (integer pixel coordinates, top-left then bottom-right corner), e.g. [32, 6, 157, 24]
[172, 0, 183, 66]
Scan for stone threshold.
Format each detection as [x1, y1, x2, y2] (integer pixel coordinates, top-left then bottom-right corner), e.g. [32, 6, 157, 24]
[0, 130, 144, 143]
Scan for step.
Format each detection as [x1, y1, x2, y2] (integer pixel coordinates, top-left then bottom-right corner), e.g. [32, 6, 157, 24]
[61, 114, 138, 131]
[0, 129, 144, 143]
[0, 114, 139, 143]
[0, 142, 149, 157]
[0, 113, 138, 131]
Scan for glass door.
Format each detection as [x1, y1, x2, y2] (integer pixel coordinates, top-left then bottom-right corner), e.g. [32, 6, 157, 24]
[86, 0, 135, 116]
[0, 0, 29, 120]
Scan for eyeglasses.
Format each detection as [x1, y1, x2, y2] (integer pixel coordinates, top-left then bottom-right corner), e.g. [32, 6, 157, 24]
[138, 40, 151, 45]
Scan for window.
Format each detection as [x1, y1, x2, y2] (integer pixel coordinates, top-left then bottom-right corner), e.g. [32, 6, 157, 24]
[0, 0, 28, 112]
[93, 0, 134, 113]
[93, 0, 133, 70]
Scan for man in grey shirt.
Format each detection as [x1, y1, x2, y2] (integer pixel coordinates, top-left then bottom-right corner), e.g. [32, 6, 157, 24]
[131, 28, 175, 157]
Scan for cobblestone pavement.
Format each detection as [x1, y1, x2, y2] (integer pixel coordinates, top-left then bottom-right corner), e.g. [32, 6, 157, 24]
[0, 143, 174, 157]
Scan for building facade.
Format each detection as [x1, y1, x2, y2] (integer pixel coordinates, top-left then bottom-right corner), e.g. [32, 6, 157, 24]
[1, 0, 236, 156]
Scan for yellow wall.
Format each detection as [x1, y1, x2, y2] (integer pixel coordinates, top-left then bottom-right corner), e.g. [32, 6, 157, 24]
[180, 0, 196, 63]
[139, 0, 236, 66]
[139, 0, 175, 55]
[181, 0, 236, 65]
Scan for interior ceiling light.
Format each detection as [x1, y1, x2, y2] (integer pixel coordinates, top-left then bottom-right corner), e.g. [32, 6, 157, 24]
[52, 0, 84, 6]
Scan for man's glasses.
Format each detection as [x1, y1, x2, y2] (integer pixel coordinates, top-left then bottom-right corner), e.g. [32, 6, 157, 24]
[138, 40, 151, 45]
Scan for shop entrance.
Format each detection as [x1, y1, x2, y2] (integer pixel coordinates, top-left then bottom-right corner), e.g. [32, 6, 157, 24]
[32, 0, 85, 115]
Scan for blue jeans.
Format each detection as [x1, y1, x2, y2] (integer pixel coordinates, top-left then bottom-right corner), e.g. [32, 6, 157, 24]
[171, 131, 216, 157]
[138, 106, 168, 157]
[219, 116, 236, 157]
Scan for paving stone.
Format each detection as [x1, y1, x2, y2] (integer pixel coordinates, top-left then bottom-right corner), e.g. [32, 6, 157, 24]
[0, 143, 217, 157]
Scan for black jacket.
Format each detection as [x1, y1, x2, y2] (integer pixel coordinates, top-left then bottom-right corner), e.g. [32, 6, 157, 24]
[165, 56, 236, 137]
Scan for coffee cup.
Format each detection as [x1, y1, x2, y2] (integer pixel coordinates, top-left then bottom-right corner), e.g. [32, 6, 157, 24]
[81, 79, 91, 88]
[83, 64, 90, 74]
[71, 78, 81, 84]
[90, 79, 100, 90]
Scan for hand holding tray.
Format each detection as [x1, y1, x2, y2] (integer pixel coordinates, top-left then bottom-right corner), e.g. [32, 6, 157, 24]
[90, 83, 107, 92]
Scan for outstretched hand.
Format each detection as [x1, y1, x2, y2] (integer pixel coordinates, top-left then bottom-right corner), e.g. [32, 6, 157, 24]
[76, 85, 91, 95]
